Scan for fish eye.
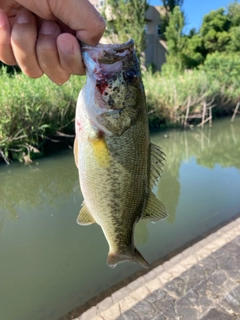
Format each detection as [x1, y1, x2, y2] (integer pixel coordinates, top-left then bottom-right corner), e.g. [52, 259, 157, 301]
[123, 70, 137, 83]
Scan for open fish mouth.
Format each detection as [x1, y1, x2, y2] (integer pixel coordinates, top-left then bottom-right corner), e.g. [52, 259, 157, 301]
[81, 39, 134, 52]
[80, 39, 136, 76]
[81, 39, 135, 64]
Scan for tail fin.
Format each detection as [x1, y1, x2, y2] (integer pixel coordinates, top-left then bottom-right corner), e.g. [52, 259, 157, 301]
[107, 248, 150, 269]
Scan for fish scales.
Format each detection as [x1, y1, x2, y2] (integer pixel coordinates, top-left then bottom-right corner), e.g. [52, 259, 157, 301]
[79, 110, 148, 247]
[74, 40, 167, 268]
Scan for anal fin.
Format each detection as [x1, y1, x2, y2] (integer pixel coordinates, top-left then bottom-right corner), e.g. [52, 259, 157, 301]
[77, 202, 96, 225]
[142, 191, 168, 221]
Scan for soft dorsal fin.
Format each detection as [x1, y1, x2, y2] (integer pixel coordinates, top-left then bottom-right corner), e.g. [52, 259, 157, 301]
[142, 191, 168, 221]
[149, 143, 165, 189]
[77, 202, 96, 225]
[73, 137, 78, 168]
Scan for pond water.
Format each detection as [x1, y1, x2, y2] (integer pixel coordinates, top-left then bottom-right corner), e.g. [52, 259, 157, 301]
[0, 117, 240, 320]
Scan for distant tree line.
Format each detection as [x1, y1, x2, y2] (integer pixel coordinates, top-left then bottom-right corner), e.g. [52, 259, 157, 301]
[165, 1, 240, 70]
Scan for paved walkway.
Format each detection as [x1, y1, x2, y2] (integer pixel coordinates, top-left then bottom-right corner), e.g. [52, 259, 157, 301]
[74, 217, 240, 320]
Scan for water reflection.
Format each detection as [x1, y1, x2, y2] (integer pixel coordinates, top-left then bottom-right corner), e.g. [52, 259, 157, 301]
[152, 119, 240, 171]
[157, 173, 180, 224]
[151, 118, 240, 224]
[135, 220, 149, 245]
[0, 153, 80, 231]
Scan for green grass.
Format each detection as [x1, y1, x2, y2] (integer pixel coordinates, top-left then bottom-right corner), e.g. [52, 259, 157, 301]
[0, 68, 85, 163]
[144, 69, 215, 124]
[143, 66, 238, 127]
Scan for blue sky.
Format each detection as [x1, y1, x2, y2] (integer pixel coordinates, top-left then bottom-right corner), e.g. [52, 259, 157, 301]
[149, 0, 240, 32]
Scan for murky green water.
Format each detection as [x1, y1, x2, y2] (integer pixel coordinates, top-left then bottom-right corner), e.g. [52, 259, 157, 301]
[0, 118, 240, 320]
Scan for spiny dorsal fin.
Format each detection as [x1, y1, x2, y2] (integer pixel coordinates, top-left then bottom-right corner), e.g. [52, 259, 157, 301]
[77, 202, 96, 225]
[150, 143, 165, 189]
[142, 191, 168, 221]
[73, 137, 78, 169]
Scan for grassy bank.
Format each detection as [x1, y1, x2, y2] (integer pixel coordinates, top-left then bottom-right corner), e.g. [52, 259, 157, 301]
[0, 52, 239, 163]
[0, 69, 85, 163]
[144, 53, 240, 127]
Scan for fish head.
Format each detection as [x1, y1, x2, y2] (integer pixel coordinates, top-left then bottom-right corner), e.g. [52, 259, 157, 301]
[81, 40, 145, 136]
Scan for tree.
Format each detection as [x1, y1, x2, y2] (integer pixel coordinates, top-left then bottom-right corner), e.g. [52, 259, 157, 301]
[226, 1, 240, 52]
[164, 6, 186, 70]
[161, 0, 184, 13]
[200, 9, 231, 53]
[101, 0, 148, 59]
[228, 1, 240, 26]
[181, 3, 240, 67]
[181, 34, 205, 68]
[159, 0, 184, 39]
[162, 1, 240, 71]
[227, 26, 240, 52]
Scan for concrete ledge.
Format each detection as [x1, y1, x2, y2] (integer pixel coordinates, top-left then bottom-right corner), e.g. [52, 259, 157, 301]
[75, 217, 240, 320]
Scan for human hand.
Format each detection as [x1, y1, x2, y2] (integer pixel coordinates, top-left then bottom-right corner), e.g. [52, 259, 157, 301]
[0, 0, 106, 84]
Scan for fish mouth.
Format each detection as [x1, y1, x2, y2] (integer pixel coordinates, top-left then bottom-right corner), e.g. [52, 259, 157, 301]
[81, 39, 134, 52]
[80, 39, 135, 65]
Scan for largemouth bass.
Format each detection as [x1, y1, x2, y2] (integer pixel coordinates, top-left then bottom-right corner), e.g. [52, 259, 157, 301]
[74, 40, 167, 268]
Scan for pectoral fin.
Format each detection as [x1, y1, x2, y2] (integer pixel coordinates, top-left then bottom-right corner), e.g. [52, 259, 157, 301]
[149, 143, 165, 189]
[77, 203, 96, 225]
[73, 137, 78, 168]
[142, 191, 168, 221]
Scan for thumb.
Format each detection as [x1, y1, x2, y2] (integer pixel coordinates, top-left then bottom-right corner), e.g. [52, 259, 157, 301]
[49, 0, 106, 45]
[17, 0, 106, 45]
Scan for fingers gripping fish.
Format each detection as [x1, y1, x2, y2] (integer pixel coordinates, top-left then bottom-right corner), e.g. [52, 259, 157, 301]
[74, 40, 167, 268]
